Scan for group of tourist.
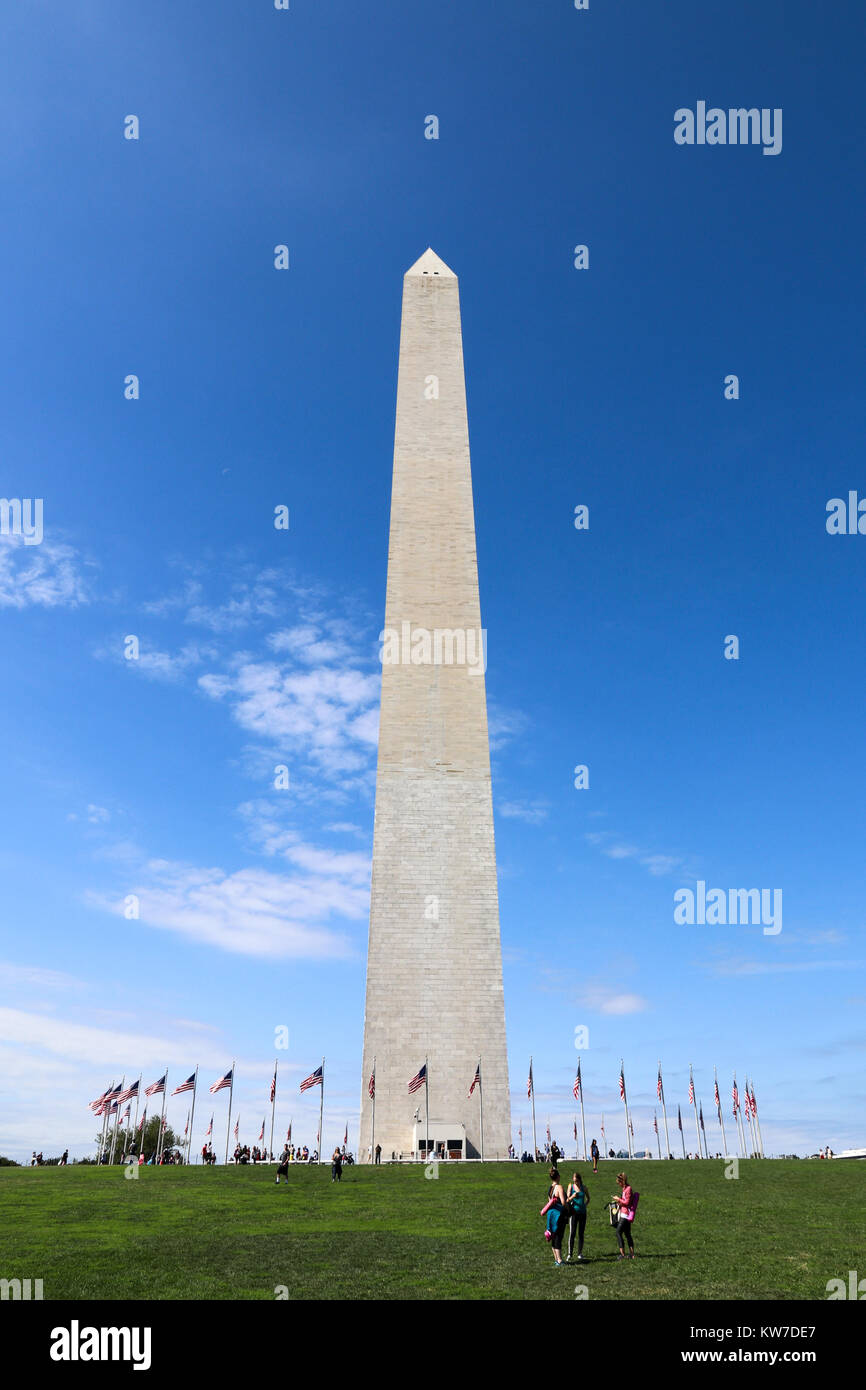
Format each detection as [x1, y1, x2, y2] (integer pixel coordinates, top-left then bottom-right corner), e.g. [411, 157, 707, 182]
[540, 1167, 639, 1267]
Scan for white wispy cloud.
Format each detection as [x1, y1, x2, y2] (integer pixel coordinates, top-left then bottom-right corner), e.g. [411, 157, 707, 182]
[498, 800, 549, 824]
[199, 660, 380, 776]
[0, 533, 93, 608]
[87, 851, 367, 960]
[585, 832, 689, 878]
[706, 957, 866, 978]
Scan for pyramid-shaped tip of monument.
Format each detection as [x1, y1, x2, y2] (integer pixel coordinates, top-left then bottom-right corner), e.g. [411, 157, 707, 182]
[405, 247, 457, 279]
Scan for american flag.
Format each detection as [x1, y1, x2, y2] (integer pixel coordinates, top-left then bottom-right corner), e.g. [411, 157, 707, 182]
[234, 1118, 239, 1141]
[688, 1074, 695, 1106]
[88, 1084, 113, 1112]
[258, 1118, 265, 1142]
[183, 1118, 189, 1137]
[699, 1105, 705, 1131]
[286, 1123, 292, 1143]
[97, 1083, 123, 1115]
[118, 1080, 139, 1105]
[368, 1068, 375, 1100]
[732, 1078, 740, 1114]
[573, 1120, 577, 1141]
[300, 1065, 323, 1093]
[527, 1062, 533, 1099]
[714, 1077, 720, 1107]
[172, 1074, 195, 1097]
[546, 1122, 551, 1143]
[657, 1066, 664, 1101]
[137, 1109, 147, 1132]
[123, 1104, 131, 1122]
[408, 1064, 426, 1095]
[108, 1101, 119, 1115]
[653, 1113, 658, 1134]
[619, 1066, 626, 1101]
[573, 1060, 581, 1100]
[205, 1115, 213, 1137]
[210, 1070, 232, 1094]
[343, 1123, 348, 1146]
[629, 1117, 634, 1137]
[677, 1105, 683, 1131]
[270, 1072, 277, 1104]
[750, 1087, 758, 1118]
[469, 1063, 481, 1097]
[160, 1115, 167, 1131]
[145, 1074, 166, 1098]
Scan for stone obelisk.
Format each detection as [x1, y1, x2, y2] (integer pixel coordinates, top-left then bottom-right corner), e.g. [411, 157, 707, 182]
[360, 249, 511, 1161]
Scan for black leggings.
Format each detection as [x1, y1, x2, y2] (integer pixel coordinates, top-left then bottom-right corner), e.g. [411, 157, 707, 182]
[616, 1217, 634, 1252]
[568, 1211, 586, 1258]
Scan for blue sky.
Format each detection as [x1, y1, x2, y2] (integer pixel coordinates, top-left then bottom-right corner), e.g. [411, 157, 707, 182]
[1, 0, 864, 1161]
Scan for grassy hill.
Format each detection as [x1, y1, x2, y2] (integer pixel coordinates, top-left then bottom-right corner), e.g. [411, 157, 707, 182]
[0, 1158, 854, 1300]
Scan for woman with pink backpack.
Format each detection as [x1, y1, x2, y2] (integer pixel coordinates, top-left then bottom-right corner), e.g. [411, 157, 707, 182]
[611, 1171, 639, 1258]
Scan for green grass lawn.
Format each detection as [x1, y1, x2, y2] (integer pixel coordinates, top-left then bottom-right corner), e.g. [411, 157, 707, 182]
[0, 1158, 855, 1301]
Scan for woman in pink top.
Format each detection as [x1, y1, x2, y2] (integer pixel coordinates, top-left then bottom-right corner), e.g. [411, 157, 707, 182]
[612, 1171, 636, 1258]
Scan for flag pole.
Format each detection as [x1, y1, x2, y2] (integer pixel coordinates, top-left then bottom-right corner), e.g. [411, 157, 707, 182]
[98, 1085, 113, 1163]
[109, 1076, 125, 1165]
[130, 1074, 142, 1158]
[659, 1062, 671, 1159]
[579, 1069, 587, 1162]
[740, 1088, 748, 1156]
[715, 1066, 729, 1156]
[699, 1101, 709, 1158]
[317, 1057, 325, 1163]
[621, 1060, 632, 1160]
[529, 1058, 537, 1160]
[744, 1076, 757, 1156]
[679, 1106, 686, 1159]
[156, 1068, 169, 1163]
[269, 1058, 278, 1162]
[752, 1083, 765, 1157]
[690, 1064, 701, 1157]
[734, 1074, 746, 1156]
[187, 1066, 199, 1165]
[478, 1058, 484, 1163]
[425, 1056, 429, 1163]
[655, 1110, 661, 1159]
[225, 1061, 235, 1165]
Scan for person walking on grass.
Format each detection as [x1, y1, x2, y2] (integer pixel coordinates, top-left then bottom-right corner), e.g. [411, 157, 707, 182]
[612, 1171, 638, 1259]
[275, 1146, 290, 1185]
[590, 1138, 600, 1174]
[566, 1172, 590, 1262]
[540, 1166, 568, 1268]
[331, 1146, 343, 1183]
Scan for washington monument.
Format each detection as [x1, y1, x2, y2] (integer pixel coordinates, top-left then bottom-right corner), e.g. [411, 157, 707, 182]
[360, 249, 511, 1160]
